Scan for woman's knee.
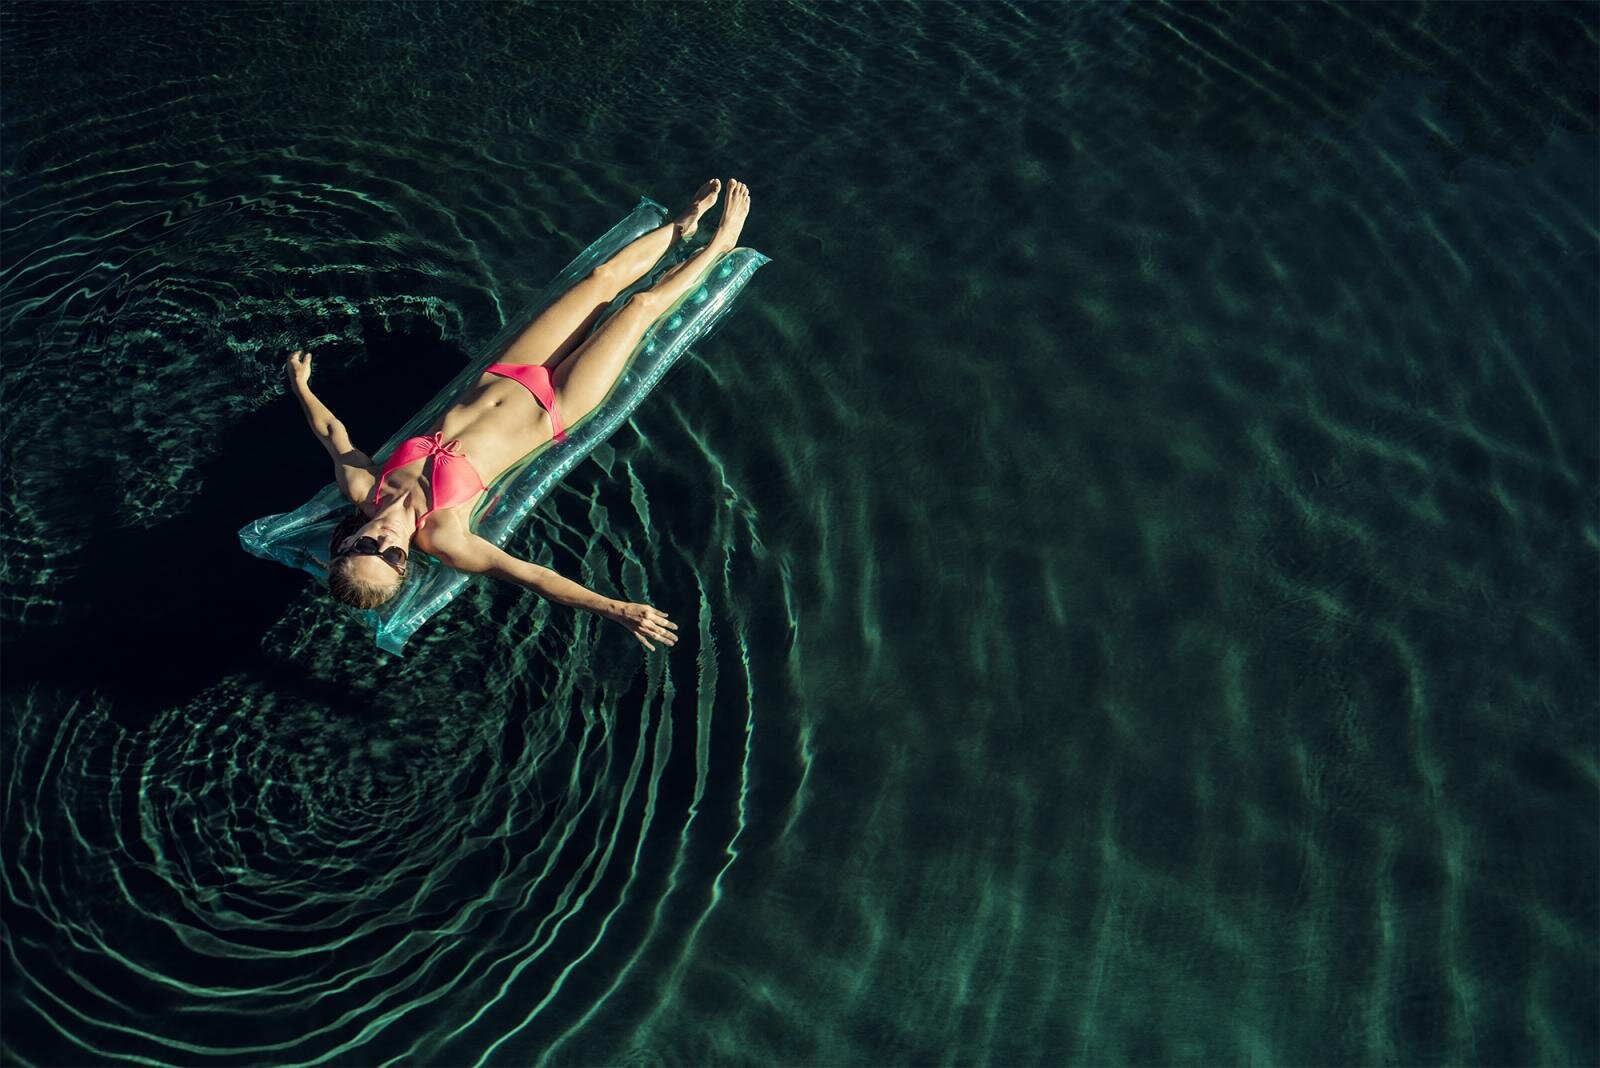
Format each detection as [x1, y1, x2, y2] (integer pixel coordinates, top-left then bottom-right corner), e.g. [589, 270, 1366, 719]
[621, 289, 663, 317]
[587, 258, 621, 287]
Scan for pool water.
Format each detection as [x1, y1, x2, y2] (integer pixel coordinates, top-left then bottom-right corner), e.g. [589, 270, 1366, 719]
[1, 2, 1595, 1064]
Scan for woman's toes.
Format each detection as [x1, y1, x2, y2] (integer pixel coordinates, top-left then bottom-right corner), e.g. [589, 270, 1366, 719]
[676, 179, 721, 238]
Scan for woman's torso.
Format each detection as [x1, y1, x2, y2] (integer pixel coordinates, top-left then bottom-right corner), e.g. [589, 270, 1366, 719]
[361, 371, 559, 539]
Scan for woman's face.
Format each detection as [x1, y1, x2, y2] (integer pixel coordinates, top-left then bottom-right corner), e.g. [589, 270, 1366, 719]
[335, 516, 410, 589]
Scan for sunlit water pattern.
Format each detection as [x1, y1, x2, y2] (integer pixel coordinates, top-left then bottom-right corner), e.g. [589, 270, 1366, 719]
[1, 2, 1596, 1065]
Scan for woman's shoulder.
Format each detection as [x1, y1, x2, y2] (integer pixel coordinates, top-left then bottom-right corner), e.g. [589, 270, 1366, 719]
[338, 463, 378, 508]
[413, 508, 471, 560]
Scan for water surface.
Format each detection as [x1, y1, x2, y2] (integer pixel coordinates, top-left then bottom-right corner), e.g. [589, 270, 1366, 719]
[1, 2, 1596, 1064]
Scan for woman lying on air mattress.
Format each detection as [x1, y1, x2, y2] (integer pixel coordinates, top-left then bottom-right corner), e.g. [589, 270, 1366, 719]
[283, 179, 751, 652]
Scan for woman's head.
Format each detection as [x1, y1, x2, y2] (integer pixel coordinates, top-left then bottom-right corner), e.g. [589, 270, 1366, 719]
[326, 510, 410, 610]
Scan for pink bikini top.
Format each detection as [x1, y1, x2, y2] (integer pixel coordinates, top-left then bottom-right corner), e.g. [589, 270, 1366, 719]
[373, 432, 488, 530]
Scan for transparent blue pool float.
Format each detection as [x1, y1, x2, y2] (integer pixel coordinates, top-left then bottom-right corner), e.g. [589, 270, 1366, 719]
[240, 198, 769, 654]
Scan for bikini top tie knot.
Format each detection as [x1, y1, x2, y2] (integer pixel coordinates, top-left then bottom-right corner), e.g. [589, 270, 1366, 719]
[420, 432, 462, 456]
[374, 431, 488, 530]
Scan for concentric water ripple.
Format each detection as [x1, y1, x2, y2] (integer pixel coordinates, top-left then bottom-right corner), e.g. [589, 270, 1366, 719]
[3, 430, 807, 1064]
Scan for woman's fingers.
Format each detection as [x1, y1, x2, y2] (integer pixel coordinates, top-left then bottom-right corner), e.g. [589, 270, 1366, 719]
[625, 604, 679, 649]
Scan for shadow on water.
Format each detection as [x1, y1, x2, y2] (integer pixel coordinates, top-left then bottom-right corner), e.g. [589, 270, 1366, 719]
[2, 316, 468, 729]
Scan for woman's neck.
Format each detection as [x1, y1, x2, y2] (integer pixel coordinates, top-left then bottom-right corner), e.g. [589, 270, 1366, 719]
[372, 492, 420, 533]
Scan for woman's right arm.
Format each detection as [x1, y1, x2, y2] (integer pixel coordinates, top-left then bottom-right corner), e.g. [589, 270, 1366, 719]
[286, 348, 375, 504]
[431, 531, 680, 651]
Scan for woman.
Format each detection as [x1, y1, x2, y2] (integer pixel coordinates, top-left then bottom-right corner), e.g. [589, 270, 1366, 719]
[286, 178, 752, 651]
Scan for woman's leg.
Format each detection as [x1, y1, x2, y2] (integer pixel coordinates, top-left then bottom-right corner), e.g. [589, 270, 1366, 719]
[496, 180, 722, 369]
[552, 180, 751, 421]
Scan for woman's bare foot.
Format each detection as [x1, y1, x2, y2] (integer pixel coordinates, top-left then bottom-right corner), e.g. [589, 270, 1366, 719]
[712, 178, 751, 250]
[673, 179, 721, 240]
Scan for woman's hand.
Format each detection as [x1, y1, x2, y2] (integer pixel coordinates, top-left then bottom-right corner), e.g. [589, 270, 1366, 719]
[285, 348, 313, 389]
[612, 602, 679, 651]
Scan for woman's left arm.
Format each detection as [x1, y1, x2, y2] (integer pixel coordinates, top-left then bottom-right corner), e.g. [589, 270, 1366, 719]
[285, 349, 375, 503]
[286, 351, 361, 458]
[433, 533, 680, 650]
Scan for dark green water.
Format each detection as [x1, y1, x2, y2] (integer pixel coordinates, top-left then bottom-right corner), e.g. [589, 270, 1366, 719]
[2, 2, 1596, 1064]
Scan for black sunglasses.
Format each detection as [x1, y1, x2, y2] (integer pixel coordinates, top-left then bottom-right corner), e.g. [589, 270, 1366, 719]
[335, 536, 408, 574]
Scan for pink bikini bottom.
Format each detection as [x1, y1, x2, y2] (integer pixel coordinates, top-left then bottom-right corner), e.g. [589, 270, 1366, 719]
[484, 362, 568, 442]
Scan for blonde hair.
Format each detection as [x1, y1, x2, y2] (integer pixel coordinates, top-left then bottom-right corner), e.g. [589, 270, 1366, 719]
[326, 510, 405, 610]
